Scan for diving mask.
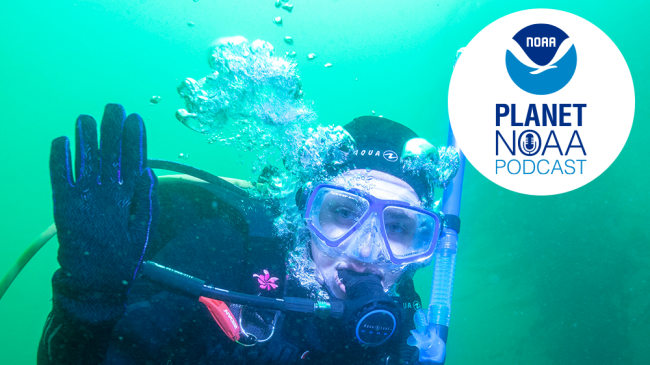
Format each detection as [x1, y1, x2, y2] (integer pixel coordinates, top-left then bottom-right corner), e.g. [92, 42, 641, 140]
[304, 184, 441, 265]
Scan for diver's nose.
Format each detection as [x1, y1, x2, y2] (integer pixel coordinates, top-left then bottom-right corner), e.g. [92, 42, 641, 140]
[361, 214, 381, 234]
[360, 243, 372, 258]
[359, 215, 382, 258]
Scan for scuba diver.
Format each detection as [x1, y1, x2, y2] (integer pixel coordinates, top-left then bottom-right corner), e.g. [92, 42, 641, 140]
[38, 103, 451, 365]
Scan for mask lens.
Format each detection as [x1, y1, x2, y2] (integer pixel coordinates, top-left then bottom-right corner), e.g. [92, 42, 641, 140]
[383, 207, 437, 259]
[308, 188, 370, 242]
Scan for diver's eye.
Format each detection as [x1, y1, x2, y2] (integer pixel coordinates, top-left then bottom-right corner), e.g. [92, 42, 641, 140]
[334, 207, 354, 220]
[386, 223, 406, 234]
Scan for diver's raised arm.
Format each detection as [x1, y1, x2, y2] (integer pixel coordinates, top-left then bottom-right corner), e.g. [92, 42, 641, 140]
[38, 104, 159, 364]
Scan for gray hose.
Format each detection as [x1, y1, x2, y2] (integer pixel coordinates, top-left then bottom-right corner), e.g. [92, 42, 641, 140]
[0, 223, 57, 300]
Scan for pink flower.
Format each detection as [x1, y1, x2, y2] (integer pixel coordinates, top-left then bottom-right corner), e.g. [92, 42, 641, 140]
[253, 269, 279, 291]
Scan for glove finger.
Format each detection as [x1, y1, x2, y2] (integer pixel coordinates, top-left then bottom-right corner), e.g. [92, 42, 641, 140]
[99, 104, 126, 185]
[74, 115, 99, 187]
[121, 113, 147, 191]
[128, 168, 159, 253]
[50, 137, 75, 196]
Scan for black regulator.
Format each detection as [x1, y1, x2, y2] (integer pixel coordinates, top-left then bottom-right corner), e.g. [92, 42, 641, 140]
[338, 270, 402, 347]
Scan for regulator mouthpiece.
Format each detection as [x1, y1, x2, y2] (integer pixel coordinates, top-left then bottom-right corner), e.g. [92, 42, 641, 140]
[338, 270, 401, 347]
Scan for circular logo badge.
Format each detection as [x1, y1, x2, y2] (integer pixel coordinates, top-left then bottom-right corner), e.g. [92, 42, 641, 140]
[449, 9, 634, 196]
[506, 24, 577, 95]
[355, 309, 396, 346]
[383, 150, 398, 162]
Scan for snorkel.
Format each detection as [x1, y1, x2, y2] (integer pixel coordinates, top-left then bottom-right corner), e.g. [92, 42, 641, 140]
[409, 124, 465, 364]
[407, 49, 466, 364]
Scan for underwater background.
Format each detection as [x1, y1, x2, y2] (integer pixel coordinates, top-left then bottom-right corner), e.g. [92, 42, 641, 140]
[1, 0, 648, 363]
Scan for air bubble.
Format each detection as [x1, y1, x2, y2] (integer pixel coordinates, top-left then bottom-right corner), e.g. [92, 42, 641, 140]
[273, 16, 283, 26]
[401, 139, 459, 191]
[175, 38, 392, 267]
[150, 95, 161, 104]
[176, 109, 211, 133]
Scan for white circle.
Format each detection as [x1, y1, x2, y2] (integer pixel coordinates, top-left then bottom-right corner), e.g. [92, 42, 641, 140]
[448, 9, 634, 196]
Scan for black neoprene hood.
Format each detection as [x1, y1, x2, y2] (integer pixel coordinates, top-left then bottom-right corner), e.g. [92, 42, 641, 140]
[342, 116, 431, 199]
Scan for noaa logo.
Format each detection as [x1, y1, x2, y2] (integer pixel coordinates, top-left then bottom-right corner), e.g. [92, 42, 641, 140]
[383, 150, 398, 162]
[449, 9, 635, 195]
[506, 23, 577, 95]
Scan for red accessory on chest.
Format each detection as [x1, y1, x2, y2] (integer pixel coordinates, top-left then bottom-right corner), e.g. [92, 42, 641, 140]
[199, 296, 241, 341]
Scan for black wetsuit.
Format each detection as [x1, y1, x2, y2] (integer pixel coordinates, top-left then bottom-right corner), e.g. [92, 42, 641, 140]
[37, 178, 422, 365]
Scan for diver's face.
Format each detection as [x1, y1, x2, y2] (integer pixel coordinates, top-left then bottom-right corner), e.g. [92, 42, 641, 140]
[309, 169, 420, 299]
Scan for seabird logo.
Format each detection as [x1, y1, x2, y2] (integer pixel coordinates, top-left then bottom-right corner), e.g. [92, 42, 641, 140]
[506, 24, 577, 95]
[383, 150, 398, 162]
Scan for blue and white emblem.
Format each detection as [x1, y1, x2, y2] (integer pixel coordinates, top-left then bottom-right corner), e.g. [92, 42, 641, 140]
[505, 24, 577, 95]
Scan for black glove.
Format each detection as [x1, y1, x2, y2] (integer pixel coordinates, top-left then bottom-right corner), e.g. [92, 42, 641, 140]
[49, 104, 159, 322]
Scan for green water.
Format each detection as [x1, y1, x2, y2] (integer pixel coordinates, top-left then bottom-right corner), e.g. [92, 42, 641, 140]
[1, 0, 648, 363]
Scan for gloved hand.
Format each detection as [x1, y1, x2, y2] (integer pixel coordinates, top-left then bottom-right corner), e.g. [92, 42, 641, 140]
[407, 309, 446, 363]
[49, 104, 159, 321]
